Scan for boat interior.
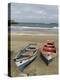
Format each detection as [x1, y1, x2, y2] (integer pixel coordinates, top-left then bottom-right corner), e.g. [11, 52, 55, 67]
[14, 44, 37, 62]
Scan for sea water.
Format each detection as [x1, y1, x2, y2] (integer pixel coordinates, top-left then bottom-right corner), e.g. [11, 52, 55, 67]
[8, 23, 58, 34]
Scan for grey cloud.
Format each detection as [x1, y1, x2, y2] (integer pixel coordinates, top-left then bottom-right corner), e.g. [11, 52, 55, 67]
[11, 3, 58, 23]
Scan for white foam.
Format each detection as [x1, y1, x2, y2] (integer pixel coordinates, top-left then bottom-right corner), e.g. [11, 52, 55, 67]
[11, 25, 58, 30]
[53, 26, 58, 29]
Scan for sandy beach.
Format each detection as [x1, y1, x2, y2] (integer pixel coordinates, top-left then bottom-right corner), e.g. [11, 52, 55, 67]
[9, 31, 58, 77]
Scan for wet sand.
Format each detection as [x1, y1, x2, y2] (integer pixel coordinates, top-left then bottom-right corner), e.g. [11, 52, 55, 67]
[9, 32, 58, 77]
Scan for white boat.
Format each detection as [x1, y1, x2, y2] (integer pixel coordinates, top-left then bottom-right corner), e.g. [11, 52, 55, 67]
[39, 41, 57, 65]
[14, 43, 37, 71]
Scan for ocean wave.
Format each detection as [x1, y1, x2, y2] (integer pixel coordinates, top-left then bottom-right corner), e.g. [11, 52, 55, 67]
[11, 26, 58, 30]
[9, 26, 58, 34]
[52, 26, 58, 29]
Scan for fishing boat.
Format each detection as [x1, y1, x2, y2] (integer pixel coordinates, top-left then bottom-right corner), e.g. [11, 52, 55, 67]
[14, 43, 37, 71]
[39, 40, 57, 65]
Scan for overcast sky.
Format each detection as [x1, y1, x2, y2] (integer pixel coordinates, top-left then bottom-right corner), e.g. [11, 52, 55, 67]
[11, 3, 58, 23]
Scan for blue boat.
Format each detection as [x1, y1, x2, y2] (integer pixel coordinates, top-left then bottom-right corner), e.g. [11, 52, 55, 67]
[14, 43, 37, 71]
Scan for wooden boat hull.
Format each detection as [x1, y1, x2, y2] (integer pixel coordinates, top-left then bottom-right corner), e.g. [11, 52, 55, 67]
[14, 43, 37, 71]
[15, 54, 37, 71]
[40, 53, 54, 65]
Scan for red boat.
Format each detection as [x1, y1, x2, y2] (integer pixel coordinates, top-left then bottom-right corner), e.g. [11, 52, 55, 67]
[39, 40, 57, 65]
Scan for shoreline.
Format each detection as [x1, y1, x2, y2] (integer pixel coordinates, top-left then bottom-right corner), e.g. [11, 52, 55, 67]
[10, 32, 58, 36]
